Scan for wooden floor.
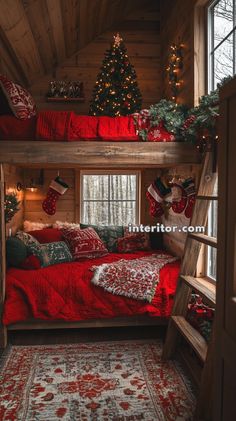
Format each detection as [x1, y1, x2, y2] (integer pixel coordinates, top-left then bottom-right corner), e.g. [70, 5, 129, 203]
[7, 325, 166, 346]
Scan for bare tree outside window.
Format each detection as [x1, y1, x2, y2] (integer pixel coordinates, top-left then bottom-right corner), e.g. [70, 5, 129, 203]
[209, 0, 235, 91]
[81, 172, 139, 226]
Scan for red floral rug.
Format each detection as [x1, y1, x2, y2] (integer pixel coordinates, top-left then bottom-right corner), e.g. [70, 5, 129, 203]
[0, 341, 195, 420]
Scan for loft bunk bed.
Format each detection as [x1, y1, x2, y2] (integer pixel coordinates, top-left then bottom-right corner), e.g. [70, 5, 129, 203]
[0, 140, 201, 348]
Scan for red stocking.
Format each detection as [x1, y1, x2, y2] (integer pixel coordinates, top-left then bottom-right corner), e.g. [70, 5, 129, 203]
[146, 191, 164, 217]
[184, 178, 196, 218]
[42, 176, 68, 215]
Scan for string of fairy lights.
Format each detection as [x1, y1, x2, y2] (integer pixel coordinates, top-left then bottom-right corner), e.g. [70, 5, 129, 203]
[166, 43, 184, 102]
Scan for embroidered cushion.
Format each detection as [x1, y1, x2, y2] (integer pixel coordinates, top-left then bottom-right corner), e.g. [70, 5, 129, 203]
[0, 75, 37, 119]
[80, 224, 124, 252]
[62, 226, 108, 260]
[40, 241, 73, 267]
[117, 232, 151, 253]
[16, 231, 44, 264]
[28, 228, 63, 244]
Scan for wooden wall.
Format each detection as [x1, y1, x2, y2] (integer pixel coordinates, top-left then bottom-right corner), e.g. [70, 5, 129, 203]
[30, 5, 161, 113]
[23, 164, 200, 257]
[161, 0, 205, 107]
[4, 165, 24, 236]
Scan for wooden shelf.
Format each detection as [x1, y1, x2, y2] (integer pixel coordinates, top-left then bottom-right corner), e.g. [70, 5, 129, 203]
[181, 275, 216, 306]
[46, 97, 85, 103]
[172, 316, 208, 362]
[189, 233, 217, 248]
[0, 141, 201, 167]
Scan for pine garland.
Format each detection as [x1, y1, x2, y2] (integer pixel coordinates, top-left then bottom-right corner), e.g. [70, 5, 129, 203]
[4, 193, 20, 223]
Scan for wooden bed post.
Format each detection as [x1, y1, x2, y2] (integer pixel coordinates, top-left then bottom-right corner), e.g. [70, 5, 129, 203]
[0, 164, 7, 348]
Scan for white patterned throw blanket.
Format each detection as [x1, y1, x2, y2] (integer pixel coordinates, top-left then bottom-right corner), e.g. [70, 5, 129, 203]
[91, 254, 178, 302]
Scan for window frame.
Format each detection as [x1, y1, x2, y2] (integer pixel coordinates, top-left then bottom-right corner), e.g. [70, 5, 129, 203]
[80, 169, 141, 226]
[207, 0, 236, 92]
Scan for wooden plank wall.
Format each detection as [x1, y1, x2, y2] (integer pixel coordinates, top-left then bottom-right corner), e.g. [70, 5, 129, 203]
[23, 168, 76, 224]
[23, 165, 200, 257]
[4, 165, 24, 236]
[30, 6, 161, 113]
[161, 0, 200, 107]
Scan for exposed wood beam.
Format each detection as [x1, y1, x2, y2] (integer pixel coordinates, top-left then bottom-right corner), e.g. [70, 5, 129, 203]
[46, 0, 66, 65]
[0, 141, 201, 167]
[0, 0, 44, 83]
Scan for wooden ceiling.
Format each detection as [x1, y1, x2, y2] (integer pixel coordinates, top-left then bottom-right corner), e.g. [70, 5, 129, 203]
[0, 0, 159, 87]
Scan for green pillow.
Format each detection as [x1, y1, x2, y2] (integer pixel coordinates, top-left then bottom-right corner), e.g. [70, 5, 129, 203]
[32, 241, 73, 267]
[80, 224, 124, 252]
[6, 237, 27, 267]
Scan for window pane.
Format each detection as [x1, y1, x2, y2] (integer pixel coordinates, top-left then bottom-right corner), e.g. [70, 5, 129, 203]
[110, 201, 136, 225]
[82, 175, 108, 200]
[207, 246, 217, 280]
[82, 201, 109, 225]
[109, 175, 137, 200]
[213, 0, 233, 49]
[208, 201, 218, 238]
[213, 34, 234, 89]
[81, 173, 138, 226]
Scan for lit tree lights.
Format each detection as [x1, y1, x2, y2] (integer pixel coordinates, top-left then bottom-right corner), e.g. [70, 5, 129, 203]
[89, 33, 142, 116]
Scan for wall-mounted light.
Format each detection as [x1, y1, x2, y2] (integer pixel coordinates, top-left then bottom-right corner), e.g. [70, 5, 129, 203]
[17, 169, 44, 192]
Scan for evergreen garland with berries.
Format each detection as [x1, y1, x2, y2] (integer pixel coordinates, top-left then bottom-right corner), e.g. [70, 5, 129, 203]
[4, 192, 20, 223]
[89, 33, 142, 116]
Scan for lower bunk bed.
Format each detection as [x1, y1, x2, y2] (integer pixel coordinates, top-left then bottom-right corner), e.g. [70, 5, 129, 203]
[2, 251, 180, 344]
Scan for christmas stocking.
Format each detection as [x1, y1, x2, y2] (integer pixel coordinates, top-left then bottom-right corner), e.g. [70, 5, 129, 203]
[171, 183, 187, 214]
[146, 177, 171, 218]
[42, 176, 69, 215]
[183, 177, 196, 218]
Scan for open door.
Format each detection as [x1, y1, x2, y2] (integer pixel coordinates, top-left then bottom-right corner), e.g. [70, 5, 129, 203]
[215, 79, 236, 420]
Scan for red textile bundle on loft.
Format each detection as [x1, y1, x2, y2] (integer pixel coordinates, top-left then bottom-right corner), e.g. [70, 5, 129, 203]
[97, 116, 138, 141]
[36, 110, 73, 141]
[3, 251, 180, 325]
[69, 115, 99, 140]
[0, 115, 37, 140]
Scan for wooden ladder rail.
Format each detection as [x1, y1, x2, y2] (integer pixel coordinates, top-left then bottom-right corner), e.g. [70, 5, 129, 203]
[162, 151, 217, 421]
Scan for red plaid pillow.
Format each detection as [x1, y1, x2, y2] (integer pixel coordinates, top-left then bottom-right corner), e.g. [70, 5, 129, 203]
[0, 75, 36, 119]
[117, 232, 151, 253]
[62, 227, 108, 260]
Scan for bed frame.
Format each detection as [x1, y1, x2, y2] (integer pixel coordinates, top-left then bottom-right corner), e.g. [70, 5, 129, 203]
[0, 141, 201, 348]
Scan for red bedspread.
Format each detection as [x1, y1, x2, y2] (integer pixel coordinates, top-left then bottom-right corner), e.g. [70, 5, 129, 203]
[3, 251, 179, 326]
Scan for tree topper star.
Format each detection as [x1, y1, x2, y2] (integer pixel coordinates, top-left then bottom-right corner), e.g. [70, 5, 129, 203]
[113, 33, 123, 47]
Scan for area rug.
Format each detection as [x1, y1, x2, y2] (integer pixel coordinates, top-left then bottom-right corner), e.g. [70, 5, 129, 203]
[0, 340, 195, 420]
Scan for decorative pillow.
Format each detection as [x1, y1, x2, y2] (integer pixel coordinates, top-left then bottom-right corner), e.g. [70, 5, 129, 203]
[62, 227, 108, 260]
[80, 224, 124, 252]
[20, 254, 41, 270]
[0, 75, 37, 119]
[40, 241, 73, 267]
[117, 232, 151, 253]
[0, 86, 13, 116]
[28, 228, 63, 244]
[53, 221, 80, 230]
[23, 221, 52, 232]
[16, 231, 44, 263]
[6, 237, 27, 267]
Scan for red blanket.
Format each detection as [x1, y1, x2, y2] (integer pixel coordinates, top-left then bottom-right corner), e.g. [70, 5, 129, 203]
[36, 110, 73, 141]
[36, 111, 139, 141]
[3, 251, 180, 325]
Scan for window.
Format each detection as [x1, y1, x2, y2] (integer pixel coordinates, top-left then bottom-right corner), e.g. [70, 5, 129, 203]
[81, 171, 140, 226]
[208, 0, 235, 91]
[206, 179, 218, 280]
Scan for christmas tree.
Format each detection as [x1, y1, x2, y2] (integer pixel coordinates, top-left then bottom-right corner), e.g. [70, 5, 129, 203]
[89, 33, 142, 116]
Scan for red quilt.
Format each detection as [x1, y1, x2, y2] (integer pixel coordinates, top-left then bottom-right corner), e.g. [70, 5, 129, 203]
[3, 251, 180, 326]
